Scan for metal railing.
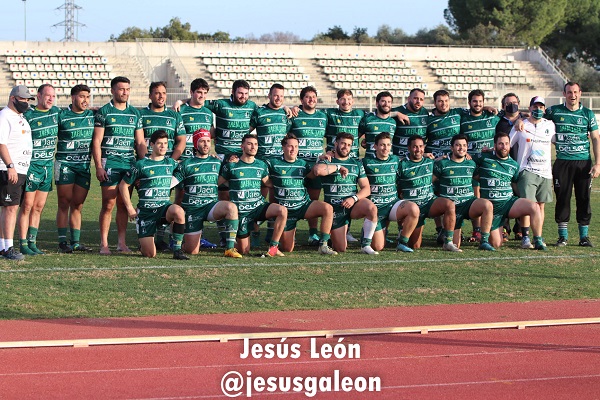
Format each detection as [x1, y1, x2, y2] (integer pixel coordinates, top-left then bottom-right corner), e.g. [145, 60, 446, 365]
[135, 39, 156, 82]
[168, 41, 191, 89]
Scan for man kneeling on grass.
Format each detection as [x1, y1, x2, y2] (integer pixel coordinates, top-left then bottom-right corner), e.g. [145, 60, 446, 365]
[119, 130, 189, 259]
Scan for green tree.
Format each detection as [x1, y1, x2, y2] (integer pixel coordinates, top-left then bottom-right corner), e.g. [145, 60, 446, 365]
[351, 27, 369, 43]
[375, 25, 408, 44]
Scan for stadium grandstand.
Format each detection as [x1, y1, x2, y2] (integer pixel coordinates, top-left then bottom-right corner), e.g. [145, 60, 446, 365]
[1, 40, 597, 111]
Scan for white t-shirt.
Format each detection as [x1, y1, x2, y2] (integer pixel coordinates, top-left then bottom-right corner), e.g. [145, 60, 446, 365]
[0, 106, 33, 175]
[509, 118, 555, 179]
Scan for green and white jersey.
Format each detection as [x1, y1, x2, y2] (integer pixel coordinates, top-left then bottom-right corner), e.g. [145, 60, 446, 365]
[460, 111, 500, 154]
[205, 98, 258, 157]
[473, 152, 519, 204]
[250, 105, 291, 159]
[319, 157, 366, 206]
[362, 154, 400, 207]
[220, 158, 268, 215]
[179, 103, 214, 160]
[124, 157, 177, 210]
[289, 109, 327, 163]
[55, 106, 95, 167]
[426, 108, 464, 158]
[173, 156, 220, 209]
[324, 108, 365, 158]
[397, 157, 435, 207]
[358, 112, 397, 159]
[433, 158, 476, 205]
[139, 106, 185, 158]
[391, 104, 429, 159]
[545, 103, 598, 161]
[94, 101, 142, 167]
[266, 157, 311, 211]
[23, 105, 59, 165]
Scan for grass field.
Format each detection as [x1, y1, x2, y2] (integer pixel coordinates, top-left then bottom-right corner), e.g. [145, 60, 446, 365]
[1, 178, 599, 320]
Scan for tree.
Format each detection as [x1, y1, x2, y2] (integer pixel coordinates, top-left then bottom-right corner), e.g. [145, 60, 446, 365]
[313, 25, 350, 42]
[351, 27, 369, 43]
[375, 25, 408, 44]
[109, 17, 231, 42]
[258, 31, 302, 43]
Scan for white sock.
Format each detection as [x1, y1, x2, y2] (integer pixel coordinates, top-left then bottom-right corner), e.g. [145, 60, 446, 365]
[0, 238, 4, 252]
[362, 219, 377, 241]
[5, 238, 13, 249]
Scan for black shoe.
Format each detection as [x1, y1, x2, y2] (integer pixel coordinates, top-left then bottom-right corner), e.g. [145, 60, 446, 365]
[58, 242, 73, 253]
[155, 240, 171, 253]
[173, 249, 190, 260]
[4, 247, 24, 260]
[579, 237, 594, 247]
[72, 243, 93, 252]
[556, 237, 568, 247]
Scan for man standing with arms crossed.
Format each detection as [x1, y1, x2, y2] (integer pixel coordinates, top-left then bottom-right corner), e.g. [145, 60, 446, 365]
[18, 84, 59, 255]
[54, 84, 95, 253]
[0, 85, 34, 260]
[92, 76, 146, 255]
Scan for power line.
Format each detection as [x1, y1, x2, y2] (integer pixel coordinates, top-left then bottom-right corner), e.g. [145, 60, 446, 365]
[52, 0, 85, 42]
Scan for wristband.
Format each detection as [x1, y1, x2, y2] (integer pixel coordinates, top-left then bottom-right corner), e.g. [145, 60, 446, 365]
[336, 164, 341, 171]
[352, 195, 359, 202]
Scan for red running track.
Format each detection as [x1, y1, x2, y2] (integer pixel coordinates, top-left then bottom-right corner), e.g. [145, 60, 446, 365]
[0, 299, 599, 399]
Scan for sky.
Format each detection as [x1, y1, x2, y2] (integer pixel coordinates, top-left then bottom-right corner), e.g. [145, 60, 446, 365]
[1, 0, 448, 42]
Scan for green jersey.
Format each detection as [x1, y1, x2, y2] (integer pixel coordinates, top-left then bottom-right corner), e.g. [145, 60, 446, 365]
[266, 157, 311, 210]
[358, 112, 397, 159]
[397, 157, 435, 207]
[250, 105, 291, 159]
[124, 157, 177, 210]
[362, 154, 400, 208]
[205, 98, 258, 157]
[220, 158, 268, 215]
[433, 158, 476, 205]
[545, 103, 598, 161]
[173, 156, 221, 209]
[55, 106, 95, 167]
[289, 109, 327, 163]
[473, 152, 519, 204]
[391, 104, 429, 159]
[179, 103, 214, 160]
[94, 101, 143, 167]
[23, 105, 59, 164]
[139, 106, 185, 158]
[426, 108, 464, 158]
[319, 157, 366, 206]
[324, 108, 365, 158]
[460, 111, 500, 154]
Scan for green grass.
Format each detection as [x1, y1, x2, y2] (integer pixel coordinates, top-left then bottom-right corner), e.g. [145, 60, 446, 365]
[1, 180, 599, 320]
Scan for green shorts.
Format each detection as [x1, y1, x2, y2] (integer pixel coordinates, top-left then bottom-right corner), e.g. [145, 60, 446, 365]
[375, 199, 404, 231]
[517, 170, 553, 203]
[417, 196, 438, 227]
[136, 203, 170, 238]
[184, 201, 219, 234]
[454, 197, 477, 230]
[284, 200, 313, 231]
[25, 162, 53, 192]
[332, 204, 354, 230]
[491, 196, 519, 231]
[54, 161, 91, 190]
[101, 160, 134, 187]
[238, 202, 270, 237]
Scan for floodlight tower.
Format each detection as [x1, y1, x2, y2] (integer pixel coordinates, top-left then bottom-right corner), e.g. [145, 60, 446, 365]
[52, 0, 85, 42]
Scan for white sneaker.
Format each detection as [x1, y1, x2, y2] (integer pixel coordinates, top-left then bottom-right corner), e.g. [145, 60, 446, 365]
[361, 245, 379, 255]
[346, 233, 359, 243]
[521, 236, 534, 249]
[318, 244, 338, 255]
[443, 242, 463, 252]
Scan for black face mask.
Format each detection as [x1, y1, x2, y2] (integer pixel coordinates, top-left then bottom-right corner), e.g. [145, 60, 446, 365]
[505, 103, 519, 113]
[13, 99, 30, 114]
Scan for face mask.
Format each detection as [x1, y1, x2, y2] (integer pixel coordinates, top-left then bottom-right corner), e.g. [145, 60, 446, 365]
[531, 109, 544, 119]
[505, 103, 519, 113]
[13, 99, 30, 114]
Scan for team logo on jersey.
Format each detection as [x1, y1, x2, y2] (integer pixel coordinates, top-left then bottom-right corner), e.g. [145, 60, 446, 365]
[578, 118, 583, 125]
[146, 120, 151, 124]
[256, 170, 261, 177]
[212, 164, 217, 171]
[167, 120, 171, 126]
[189, 117, 195, 121]
[486, 120, 492, 127]
[421, 118, 426, 125]
[319, 120, 324, 127]
[187, 135, 193, 143]
[166, 167, 171, 175]
[37, 121, 42, 126]
[468, 125, 472, 129]
[240, 172, 244, 176]
[190, 186, 197, 193]
[374, 168, 379, 172]
[266, 137, 273, 144]
[448, 187, 454, 194]
[410, 189, 417, 197]
[111, 118, 116, 123]
[491, 163, 496, 168]
[34, 140, 42, 147]
[278, 188, 285, 196]
[331, 185, 338, 193]
[449, 170, 454, 175]
[410, 171, 415, 176]
[282, 169, 287, 174]
[266, 118, 271, 123]
[337, 118, 341, 123]
[302, 121, 307, 126]
[106, 137, 114, 145]
[451, 118, 457, 124]
[370, 185, 378, 193]
[150, 170, 155, 175]
[145, 189, 153, 197]
[245, 112, 250, 119]
[129, 117, 134, 124]
[433, 124, 438, 128]
[281, 116, 286, 123]
[106, 168, 112, 176]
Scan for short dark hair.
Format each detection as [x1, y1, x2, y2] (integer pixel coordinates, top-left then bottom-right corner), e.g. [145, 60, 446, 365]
[111, 76, 130, 88]
[376, 91, 393, 102]
[468, 89, 485, 102]
[281, 133, 298, 146]
[374, 132, 391, 145]
[150, 129, 168, 144]
[407, 134, 424, 147]
[300, 86, 317, 100]
[409, 88, 425, 97]
[451, 133, 469, 146]
[241, 133, 257, 144]
[71, 84, 90, 96]
[149, 81, 166, 95]
[232, 80, 250, 92]
[190, 78, 209, 93]
[37, 83, 54, 93]
[494, 131, 510, 144]
[564, 81, 581, 92]
[269, 83, 284, 94]
[501, 92, 519, 107]
[433, 89, 449, 102]
[336, 132, 354, 142]
[337, 89, 353, 99]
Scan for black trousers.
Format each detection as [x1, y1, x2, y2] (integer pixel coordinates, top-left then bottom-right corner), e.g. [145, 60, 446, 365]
[552, 159, 592, 225]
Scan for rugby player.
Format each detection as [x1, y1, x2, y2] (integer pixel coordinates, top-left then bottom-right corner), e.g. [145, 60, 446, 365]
[358, 91, 397, 159]
[392, 88, 429, 159]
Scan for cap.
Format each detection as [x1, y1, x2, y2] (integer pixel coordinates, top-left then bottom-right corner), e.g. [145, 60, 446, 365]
[9, 85, 35, 100]
[530, 96, 545, 106]
[193, 128, 211, 150]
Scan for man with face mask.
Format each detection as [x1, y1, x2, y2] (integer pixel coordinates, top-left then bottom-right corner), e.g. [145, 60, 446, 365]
[0, 85, 35, 260]
[509, 97, 555, 243]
